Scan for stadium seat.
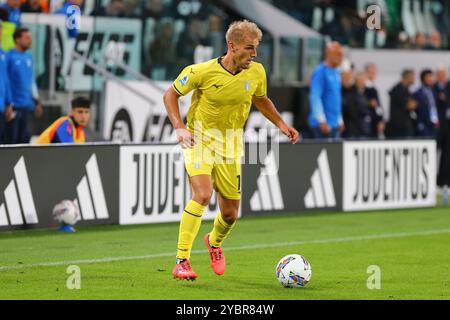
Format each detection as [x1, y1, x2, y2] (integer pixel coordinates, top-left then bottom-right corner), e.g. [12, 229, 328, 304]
[412, 0, 427, 34]
[143, 17, 156, 61]
[423, 0, 436, 34]
[402, 0, 417, 37]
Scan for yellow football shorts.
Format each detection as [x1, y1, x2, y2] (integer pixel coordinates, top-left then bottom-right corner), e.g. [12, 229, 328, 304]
[183, 146, 241, 200]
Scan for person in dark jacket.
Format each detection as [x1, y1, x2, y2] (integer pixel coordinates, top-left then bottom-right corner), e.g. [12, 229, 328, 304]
[342, 71, 372, 138]
[386, 69, 418, 138]
[342, 69, 357, 137]
[434, 66, 450, 203]
[364, 63, 384, 138]
[413, 69, 439, 138]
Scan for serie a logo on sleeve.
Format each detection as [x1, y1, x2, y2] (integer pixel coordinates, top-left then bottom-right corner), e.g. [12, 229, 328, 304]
[179, 74, 189, 87]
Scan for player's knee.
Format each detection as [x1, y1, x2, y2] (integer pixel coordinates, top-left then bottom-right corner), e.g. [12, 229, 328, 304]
[193, 189, 213, 206]
[221, 210, 238, 224]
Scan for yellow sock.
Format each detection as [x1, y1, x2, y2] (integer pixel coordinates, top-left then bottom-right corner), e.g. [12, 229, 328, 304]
[176, 200, 206, 260]
[209, 212, 236, 247]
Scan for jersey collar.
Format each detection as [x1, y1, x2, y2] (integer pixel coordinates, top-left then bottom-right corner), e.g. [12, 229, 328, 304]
[217, 56, 242, 76]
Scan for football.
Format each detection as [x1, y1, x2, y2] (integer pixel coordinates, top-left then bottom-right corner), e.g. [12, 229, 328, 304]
[52, 200, 81, 226]
[276, 254, 312, 288]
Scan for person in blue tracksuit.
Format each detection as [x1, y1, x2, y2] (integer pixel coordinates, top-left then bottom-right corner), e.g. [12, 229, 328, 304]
[0, 21, 13, 143]
[308, 42, 345, 139]
[5, 27, 42, 144]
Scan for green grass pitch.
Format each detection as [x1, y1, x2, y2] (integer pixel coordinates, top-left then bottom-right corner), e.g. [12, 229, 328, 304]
[0, 207, 449, 300]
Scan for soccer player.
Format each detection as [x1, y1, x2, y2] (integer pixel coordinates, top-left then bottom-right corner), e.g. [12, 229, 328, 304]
[163, 20, 299, 280]
[35, 96, 90, 144]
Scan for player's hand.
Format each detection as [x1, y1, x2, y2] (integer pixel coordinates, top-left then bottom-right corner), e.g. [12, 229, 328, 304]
[407, 98, 418, 111]
[339, 122, 345, 134]
[4, 105, 14, 121]
[377, 121, 385, 134]
[176, 128, 195, 148]
[369, 99, 378, 109]
[281, 126, 300, 144]
[35, 103, 43, 118]
[319, 122, 330, 135]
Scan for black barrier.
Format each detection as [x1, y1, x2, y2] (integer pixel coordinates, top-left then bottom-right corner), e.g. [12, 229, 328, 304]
[0, 145, 119, 231]
[0, 140, 436, 231]
[241, 142, 343, 216]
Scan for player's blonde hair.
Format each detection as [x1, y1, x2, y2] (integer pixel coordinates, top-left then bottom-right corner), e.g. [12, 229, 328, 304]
[225, 20, 263, 44]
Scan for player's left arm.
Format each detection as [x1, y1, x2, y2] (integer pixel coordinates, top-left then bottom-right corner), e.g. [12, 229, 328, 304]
[252, 95, 300, 144]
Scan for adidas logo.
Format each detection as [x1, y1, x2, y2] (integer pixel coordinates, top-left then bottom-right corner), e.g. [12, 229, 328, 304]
[250, 150, 285, 211]
[74, 154, 109, 220]
[0, 157, 38, 226]
[304, 150, 336, 208]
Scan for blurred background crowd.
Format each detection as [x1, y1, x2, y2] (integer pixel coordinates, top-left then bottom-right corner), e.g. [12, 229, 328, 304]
[1, 0, 450, 144]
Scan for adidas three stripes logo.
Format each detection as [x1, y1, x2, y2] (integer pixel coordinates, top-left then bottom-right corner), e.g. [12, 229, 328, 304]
[304, 150, 336, 208]
[0, 154, 109, 227]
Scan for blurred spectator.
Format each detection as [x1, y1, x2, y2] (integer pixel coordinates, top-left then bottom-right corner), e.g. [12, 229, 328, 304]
[340, 7, 365, 47]
[36, 96, 91, 144]
[169, 0, 209, 21]
[308, 41, 344, 139]
[315, 2, 348, 45]
[386, 69, 418, 138]
[207, 14, 224, 58]
[0, 22, 13, 143]
[413, 69, 439, 137]
[54, 0, 83, 39]
[1, 7, 16, 50]
[91, 0, 125, 17]
[21, 0, 42, 13]
[341, 69, 358, 137]
[176, 18, 207, 66]
[149, 20, 177, 80]
[0, 0, 21, 27]
[412, 32, 426, 50]
[0, 8, 7, 22]
[141, 0, 168, 21]
[434, 66, 450, 140]
[343, 72, 372, 138]
[364, 63, 384, 138]
[434, 66, 450, 196]
[396, 31, 412, 50]
[424, 30, 442, 50]
[269, 0, 449, 50]
[124, 0, 140, 17]
[270, 0, 315, 25]
[5, 28, 43, 144]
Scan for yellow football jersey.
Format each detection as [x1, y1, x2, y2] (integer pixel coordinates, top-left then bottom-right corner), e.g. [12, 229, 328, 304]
[173, 57, 267, 158]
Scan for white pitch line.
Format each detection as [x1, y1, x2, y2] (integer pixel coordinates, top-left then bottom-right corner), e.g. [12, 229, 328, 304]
[1, 228, 450, 271]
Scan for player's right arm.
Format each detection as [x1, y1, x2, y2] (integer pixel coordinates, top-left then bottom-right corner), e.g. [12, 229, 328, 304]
[164, 64, 203, 148]
[163, 87, 195, 148]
